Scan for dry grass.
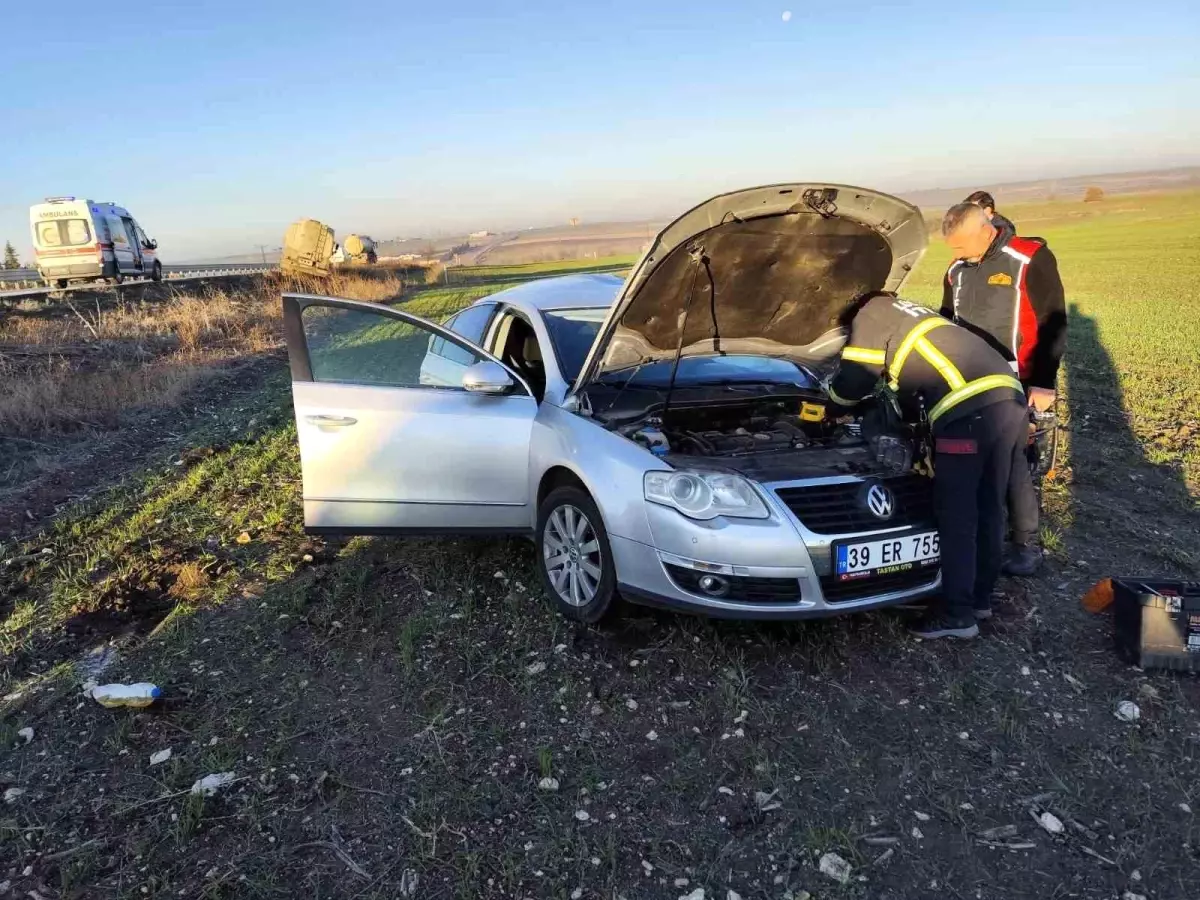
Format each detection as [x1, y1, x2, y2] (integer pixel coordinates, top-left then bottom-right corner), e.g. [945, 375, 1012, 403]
[0, 272, 407, 436]
[168, 560, 211, 601]
[280, 269, 415, 302]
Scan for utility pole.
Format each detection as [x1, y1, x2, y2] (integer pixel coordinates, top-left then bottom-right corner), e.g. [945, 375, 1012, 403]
[255, 244, 269, 264]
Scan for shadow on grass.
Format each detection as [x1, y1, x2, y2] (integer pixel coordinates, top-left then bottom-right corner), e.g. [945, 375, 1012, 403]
[1057, 302, 1199, 574]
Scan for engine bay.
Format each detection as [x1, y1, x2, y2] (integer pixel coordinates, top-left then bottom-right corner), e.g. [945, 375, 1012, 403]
[611, 394, 918, 481]
[647, 400, 850, 455]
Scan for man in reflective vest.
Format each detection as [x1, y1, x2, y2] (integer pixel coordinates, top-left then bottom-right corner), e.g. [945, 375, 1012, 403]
[940, 203, 1067, 576]
[828, 293, 1029, 640]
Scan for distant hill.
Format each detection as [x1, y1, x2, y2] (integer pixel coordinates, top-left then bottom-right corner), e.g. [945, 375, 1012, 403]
[181, 166, 1199, 265]
[901, 166, 1200, 210]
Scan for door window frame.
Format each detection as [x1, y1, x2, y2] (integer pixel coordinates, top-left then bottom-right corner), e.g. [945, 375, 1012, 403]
[283, 292, 533, 396]
[444, 301, 498, 347]
[429, 301, 498, 367]
[486, 306, 543, 359]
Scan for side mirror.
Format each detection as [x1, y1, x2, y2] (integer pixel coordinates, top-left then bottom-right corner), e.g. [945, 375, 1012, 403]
[146, 239, 158, 250]
[462, 360, 515, 395]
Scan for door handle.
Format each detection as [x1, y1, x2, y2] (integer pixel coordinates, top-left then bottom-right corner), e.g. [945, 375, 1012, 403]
[305, 414, 357, 427]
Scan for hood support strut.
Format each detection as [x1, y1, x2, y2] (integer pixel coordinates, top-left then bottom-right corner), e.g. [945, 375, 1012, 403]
[660, 244, 708, 424]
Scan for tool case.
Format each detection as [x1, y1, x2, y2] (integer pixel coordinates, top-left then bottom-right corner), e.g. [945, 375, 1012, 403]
[1112, 578, 1200, 672]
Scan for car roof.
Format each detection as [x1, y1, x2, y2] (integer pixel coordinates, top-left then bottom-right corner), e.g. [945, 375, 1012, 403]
[466, 272, 622, 314]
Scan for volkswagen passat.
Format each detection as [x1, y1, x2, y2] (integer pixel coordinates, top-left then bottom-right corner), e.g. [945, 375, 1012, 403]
[282, 183, 941, 622]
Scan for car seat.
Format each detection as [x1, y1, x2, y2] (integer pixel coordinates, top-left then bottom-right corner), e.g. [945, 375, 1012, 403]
[521, 333, 546, 400]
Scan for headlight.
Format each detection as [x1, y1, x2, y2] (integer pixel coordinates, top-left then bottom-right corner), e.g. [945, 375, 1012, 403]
[643, 470, 769, 520]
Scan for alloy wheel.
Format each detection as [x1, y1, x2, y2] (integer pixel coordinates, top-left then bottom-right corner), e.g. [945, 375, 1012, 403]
[543, 504, 603, 608]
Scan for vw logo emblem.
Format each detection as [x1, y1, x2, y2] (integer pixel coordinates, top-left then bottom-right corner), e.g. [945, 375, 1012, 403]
[864, 482, 895, 520]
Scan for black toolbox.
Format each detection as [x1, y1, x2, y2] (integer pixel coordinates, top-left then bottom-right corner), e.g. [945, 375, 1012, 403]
[1112, 578, 1200, 672]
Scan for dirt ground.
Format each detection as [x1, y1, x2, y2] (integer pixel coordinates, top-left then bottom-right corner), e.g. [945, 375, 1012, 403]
[1, 262, 1198, 899]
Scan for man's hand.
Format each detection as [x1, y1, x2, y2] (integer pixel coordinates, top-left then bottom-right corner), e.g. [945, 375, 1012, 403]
[1027, 387, 1056, 413]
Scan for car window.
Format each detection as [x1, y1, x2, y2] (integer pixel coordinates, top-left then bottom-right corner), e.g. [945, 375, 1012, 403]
[446, 303, 495, 345]
[34, 218, 92, 247]
[542, 307, 608, 382]
[431, 303, 494, 365]
[106, 217, 131, 248]
[301, 305, 487, 389]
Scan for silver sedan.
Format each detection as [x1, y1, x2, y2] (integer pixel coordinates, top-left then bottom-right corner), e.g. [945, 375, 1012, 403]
[282, 182, 942, 622]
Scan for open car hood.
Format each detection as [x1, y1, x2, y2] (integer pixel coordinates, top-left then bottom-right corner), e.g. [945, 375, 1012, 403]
[573, 183, 927, 389]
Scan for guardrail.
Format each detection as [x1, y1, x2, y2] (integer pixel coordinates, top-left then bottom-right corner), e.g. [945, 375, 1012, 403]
[0, 265, 277, 300]
[0, 263, 272, 283]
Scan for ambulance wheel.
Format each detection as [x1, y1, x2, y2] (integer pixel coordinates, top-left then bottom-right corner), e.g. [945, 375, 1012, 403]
[110, 267, 124, 285]
[150, 261, 162, 282]
[55, 279, 68, 289]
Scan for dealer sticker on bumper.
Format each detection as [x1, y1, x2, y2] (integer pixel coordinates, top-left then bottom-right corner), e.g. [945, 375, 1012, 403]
[835, 531, 940, 581]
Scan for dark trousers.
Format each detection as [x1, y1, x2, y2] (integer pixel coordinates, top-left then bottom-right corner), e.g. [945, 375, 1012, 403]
[1007, 414, 1039, 545]
[933, 399, 1030, 622]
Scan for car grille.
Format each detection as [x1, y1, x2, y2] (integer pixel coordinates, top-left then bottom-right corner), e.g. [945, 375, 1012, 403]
[664, 564, 802, 604]
[820, 567, 940, 604]
[775, 475, 934, 534]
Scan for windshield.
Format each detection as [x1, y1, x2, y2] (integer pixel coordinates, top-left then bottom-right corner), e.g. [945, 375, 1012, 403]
[542, 307, 608, 382]
[597, 354, 818, 389]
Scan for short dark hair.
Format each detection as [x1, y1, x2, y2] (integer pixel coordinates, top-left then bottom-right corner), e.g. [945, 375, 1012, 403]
[964, 190, 996, 210]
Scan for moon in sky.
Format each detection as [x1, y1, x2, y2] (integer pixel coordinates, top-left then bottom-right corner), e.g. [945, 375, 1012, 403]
[782, 10, 792, 21]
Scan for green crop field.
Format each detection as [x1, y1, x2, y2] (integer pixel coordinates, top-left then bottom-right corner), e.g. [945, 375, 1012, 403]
[907, 190, 1200, 494]
[1, 191, 1197, 899]
[453, 255, 637, 280]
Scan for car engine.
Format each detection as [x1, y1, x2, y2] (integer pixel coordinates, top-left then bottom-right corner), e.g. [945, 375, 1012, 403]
[618, 396, 918, 480]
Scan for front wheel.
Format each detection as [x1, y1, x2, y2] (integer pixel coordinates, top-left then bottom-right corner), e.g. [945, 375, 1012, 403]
[535, 486, 618, 623]
[110, 263, 124, 285]
[150, 260, 162, 282]
[55, 279, 68, 289]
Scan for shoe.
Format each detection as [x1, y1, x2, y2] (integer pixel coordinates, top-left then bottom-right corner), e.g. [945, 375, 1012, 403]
[908, 614, 980, 640]
[1003, 544, 1042, 576]
[974, 607, 994, 622]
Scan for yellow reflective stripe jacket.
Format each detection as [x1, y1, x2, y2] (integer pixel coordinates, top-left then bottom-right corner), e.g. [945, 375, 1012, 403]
[888, 317, 950, 387]
[914, 337, 966, 390]
[928, 374, 1024, 423]
[829, 296, 1025, 430]
[842, 346, 886, 365]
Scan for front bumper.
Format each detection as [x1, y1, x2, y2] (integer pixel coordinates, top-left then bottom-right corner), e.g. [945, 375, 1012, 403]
[612, 535, 939, 619]
[609, 476, 940, 620]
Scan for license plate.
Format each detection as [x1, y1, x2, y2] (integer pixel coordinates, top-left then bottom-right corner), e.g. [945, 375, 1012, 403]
[834, 531, 940, 581]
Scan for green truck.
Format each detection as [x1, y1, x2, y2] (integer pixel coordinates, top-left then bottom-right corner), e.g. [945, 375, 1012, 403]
[281, 218, 337, 277]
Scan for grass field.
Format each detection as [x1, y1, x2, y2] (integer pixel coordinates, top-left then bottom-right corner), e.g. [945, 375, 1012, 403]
[0, 191, 1197, 899]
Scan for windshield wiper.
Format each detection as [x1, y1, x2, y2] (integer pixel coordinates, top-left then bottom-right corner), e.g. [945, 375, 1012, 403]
[601, 357, 657, 411]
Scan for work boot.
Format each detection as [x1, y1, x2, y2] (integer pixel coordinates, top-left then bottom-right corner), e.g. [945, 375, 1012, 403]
[1003, 543, 1042, 576]
[908, 614, 980, 640]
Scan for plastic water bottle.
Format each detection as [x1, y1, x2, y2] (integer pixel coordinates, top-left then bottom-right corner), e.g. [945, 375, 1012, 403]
[90, 683, 161, 709]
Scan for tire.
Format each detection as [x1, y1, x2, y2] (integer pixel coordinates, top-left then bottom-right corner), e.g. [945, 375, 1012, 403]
[150, 260, 162, 282]
[55, 279, 68, 289]
[110, 263, 124, 285]
[535, 486, 618, 623]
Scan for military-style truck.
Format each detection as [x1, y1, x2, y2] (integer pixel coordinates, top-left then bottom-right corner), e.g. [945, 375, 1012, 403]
[282, 220, 379, 276]
[281, 219, 337, 277]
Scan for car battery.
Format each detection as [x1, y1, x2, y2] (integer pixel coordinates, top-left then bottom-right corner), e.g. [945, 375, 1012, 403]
[1112, 578, 1200, 672]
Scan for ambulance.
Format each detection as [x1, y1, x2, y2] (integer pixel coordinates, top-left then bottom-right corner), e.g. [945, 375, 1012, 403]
[29, 197, 161, 288]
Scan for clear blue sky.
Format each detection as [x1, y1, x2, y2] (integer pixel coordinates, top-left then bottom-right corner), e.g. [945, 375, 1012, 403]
[1, 0, 1196, 260]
